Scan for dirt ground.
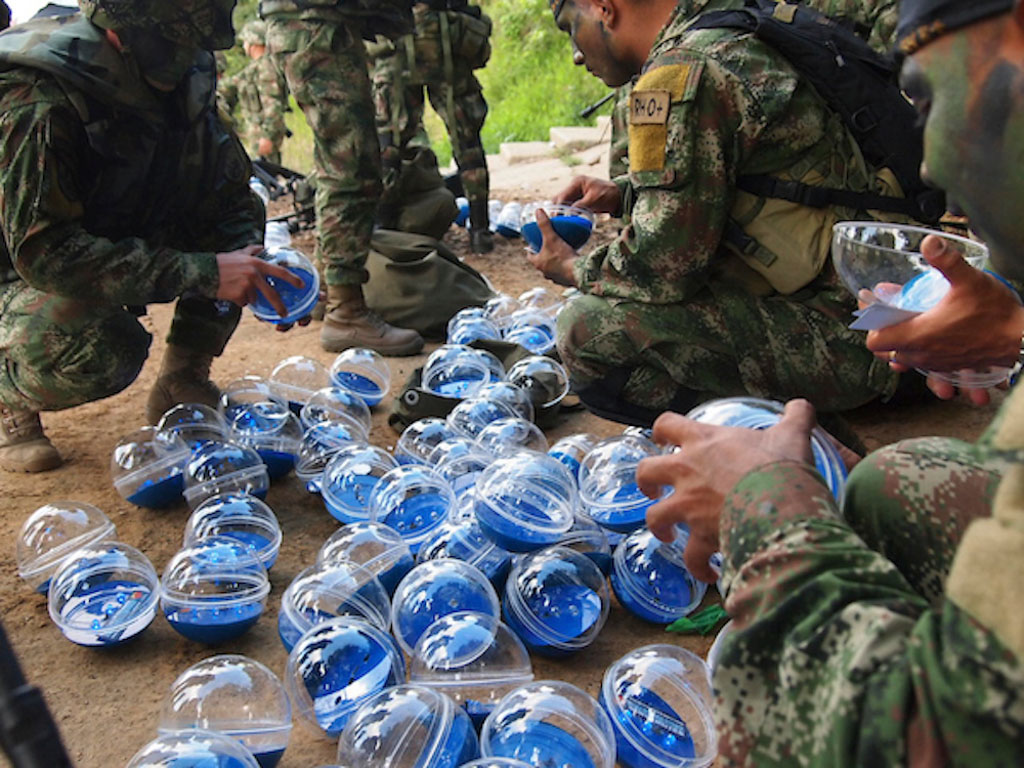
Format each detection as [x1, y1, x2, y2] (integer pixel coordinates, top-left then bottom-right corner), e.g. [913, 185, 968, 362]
[0, 157, 1004, 766]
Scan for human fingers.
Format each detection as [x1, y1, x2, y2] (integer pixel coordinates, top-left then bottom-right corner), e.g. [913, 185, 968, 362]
[258, 259, 304, 289]
[770, 399, 816, 464]
[275, 322, 294, 333]
[682, 533, 720, 584]
[964, 387, 992, 406]
[926, 375, 956, 400]
[635, 452, 684, 500]
[921, 234, 976, 286]
[553, 178, 585, 205]
[254, 275, 289, 319]
[646, 493, 692, 543]
[650, 411, 697, 449]
[297, 315, 312, 327]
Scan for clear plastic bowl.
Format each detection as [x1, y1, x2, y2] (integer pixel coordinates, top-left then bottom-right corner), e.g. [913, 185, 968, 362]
[318, 521, 415, 595]
[549, 433, 599, 480]
[278, 561, 391, 651]
[601, 645, 717, 768]
[47, 541, 158, 647]
[472, 453, 577, 552]
[496, 201, 523, 238]
[706, 619, 735, 675]
[484, 295, 523, 330]
[300, 386, 372, 437]
[520, 203, 595, 253]
[269, 355, 330, 415]
[17, 501, 116, 594]
[184, 493, 282, 571]
[247, 246, 321, 325]
[475, 417, 549, 458]
[285, 616, 405, 737]
[330, 348, 391, 408]
[433, 444, 492, 502]
[518, 286, 564, 317]
[502, 546, 609, 657]
[475, 349, 509, 383]
[395, 417, 463, 465]
[321, 444, 399, 524]
[503, 309, 557, 355]
[229, 407, 303, 480]
[480, 680, 615, 768]
[126, 729, 261, 768]
[390, 558, 501, 655]
[416, 519, 513, 591]
[182, 440, 270, 510]
[409, 612, 534, 728]
[335, 685, 479, 768]
[111, 426, 190, 508]
[448, 397, 520, 439]
[158, 655, 292, 768]
[421, 345, 490, 400]
[368, 465, 456, 553]
[579, 435, 666, 534]
[474, 382, 534, 422]
[160, 535, 270, 644]
[156, 402, 229, 450]
[448, 314, 503, 346]
[294, 420, 365, 494]
[558, 514, 613, 575]
[218, 377, 289, 432]
[506, 356, 570, 409]
[685, 397, 848, 500]
[610, 528, 707, 624]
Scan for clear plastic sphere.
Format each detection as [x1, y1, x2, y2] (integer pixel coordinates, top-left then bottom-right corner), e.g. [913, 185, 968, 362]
[184, 493, 282, 571]
[474, 348, 508, 383]
[462, 761, 533, 768]
[480, 680, 615, 768]
[706, 619, 735, 675]
[579, 435, 665, 533]
[395, 417, 462, 465]
[368, 465, 456, 553]
[472, 453, 577, 552]
[229, 407, 303, 480]
[126, 729, 261, 768]
[610, 528, 707, 624]
[519, 203, 595, 253]
[285, 617, 405, 737]
[391, 559, 500, 655]
[484, 295, 523, 330]
[421, 345, 490, 400]
[48, 541, 158, 647]
[159, 655, 292, 767]
[475, 417, 548, 458]
[317, 521, 414, 595]
[160, 535, 270, 644]
[247, 246, 321, 325]
[503, 546, 609, 656]
[558, 514, 613, 576]
[17, 501, 116, 594]
[321, 444, 399, 524]
[183, 440, 270, 510]
[269, 355, 330, 415]
[294, 420, 366, 493]
[410, 612, 533, 728]
[335, 685, 479, 768]
[330, 348, 391, 408]
[685, 397, 848, 500]
[300, 386, 372, 437]
[448, 313, 503, 346]
[547, 433, 598, 481]
[502, 310, 556, 355]
[278, 561, 391, 651]
[496, 201, 523, 238]
[474, 382, 534, 421]
[433, 443, 492, 502]
[416, 519, 512, 590]
[219, 377, 289, 432]
[448, 397, 519, 439]
[505, 356, 570, 409]
[111, 426, 190, 508]
[517, 286, 564, 317]
[157, 403, 229, 450]
[601, 645, 717, 768]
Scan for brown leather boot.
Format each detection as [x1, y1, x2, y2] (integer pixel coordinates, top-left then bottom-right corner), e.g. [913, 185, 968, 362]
[321, 284, 424, 356]
[146, 344, 220, 424]
[0, 406, 62, 473]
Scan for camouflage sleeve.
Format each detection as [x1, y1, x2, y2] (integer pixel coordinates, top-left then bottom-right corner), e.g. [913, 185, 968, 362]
[716, 461, 1023, 766]
[217, 72, 239, 117]
[255, 55, 288, 146]
[0, 80, 221, 304]
[803, 0, 899, 52]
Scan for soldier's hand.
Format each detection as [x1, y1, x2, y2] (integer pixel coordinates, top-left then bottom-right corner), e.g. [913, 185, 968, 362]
[525, 209, 578, 287]
[257, 137, 274, 158]
[215, 245, 303, 319]
[554, 175, 622, 216]
[637, 400, 817, 583]
[273, 289, 323, 333]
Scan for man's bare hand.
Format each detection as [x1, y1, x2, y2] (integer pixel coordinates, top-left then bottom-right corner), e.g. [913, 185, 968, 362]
[215, 245, 303, 320]
[257, 137, 274, 158]
[525, 209, 579, 287]
[554, 175, 622, 216]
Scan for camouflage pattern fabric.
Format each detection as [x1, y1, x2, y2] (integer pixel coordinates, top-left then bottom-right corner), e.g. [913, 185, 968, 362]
[805, 0, 899, 52]
[608, 81, 632, 181]
[258, 0, 413, 41]
[78, 0, 237, 50]
[0, 16, 258, 412]
[263, 15, 381, 287]
[218, 53, 289, 162]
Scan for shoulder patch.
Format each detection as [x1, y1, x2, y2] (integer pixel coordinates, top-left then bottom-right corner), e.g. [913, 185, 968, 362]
[629, 62, 702, 173]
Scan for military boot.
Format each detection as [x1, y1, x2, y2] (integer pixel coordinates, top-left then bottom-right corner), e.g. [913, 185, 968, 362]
[146, 344, 220, 424]
[0, 406, 62, 473]
[469, 228, 494, 254]
[468, 200, 494, 254]
[321, 284, 424, 356]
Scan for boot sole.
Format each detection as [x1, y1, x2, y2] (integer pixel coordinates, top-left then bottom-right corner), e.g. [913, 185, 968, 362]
[0, 453, 63, 473]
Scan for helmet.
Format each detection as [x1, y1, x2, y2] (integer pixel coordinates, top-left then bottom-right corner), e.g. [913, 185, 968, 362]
[78, 0, 238, 51]
[238, 19, 266, 47]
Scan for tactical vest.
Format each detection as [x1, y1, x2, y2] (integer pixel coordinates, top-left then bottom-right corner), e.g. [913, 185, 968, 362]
[0, 16, 252, 285]
[259, 0, 414, 40]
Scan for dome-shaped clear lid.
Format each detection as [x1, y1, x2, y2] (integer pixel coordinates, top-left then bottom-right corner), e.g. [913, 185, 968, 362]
[448, 398, 519, 439]
[481, 680, 615, 768]
[448, 314, 503, 346]
[558, 514, 613, 564]
[601, 644, 717, 768]
[461, 760, 533, 768]
[157, 402, 228, 449]
[182, 439, 269, 509]
[484, 294, 523, 330]
[475, 417, 548, 457]
[433, 442, 491, 501]
[127, 729, 261, 768]
[329, 347, 391, 407]
[321, 444, 399, 523]
[111, 426, 191, 496]
[300, 386, 372, 437]
[158, 655, 292, 759]
[295, 420, 365, 486]
[219, 376, 287, 425]
[247, 246, 321, 325]
[421, 345, 490, 399]
[269, 355, 329, 407]
[612, 528, 707, 622]
[549, 433, 599, 479]
[578, 435, 665, 532]
[518, 286, 564, 317]
[416, 519, 511, 587]
[184, 493, 282, 571]
[368, 465, 456, 551]
[474, 382, 534, 422]
[17, 501, 116, 590]
[503, 309, 556, 355]
[505, 356, 570, 409]
[317, 521, 414, 585]
[161, 535, 269, 607]
[396, 418, 463, 465]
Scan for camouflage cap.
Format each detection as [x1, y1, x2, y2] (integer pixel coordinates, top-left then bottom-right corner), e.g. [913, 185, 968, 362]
[78, 0, 239, 50]
[239, 19, 266, 47]
[897, 0, 1013, 54]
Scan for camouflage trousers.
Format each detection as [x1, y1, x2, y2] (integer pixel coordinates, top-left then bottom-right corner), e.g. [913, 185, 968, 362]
[557, 287, 895, 425]
[265, 17, 382, 287]
[0, 281, 238, 413]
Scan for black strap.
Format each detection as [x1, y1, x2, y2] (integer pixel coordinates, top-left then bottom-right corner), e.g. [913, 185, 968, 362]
[736, 175, 940, 219]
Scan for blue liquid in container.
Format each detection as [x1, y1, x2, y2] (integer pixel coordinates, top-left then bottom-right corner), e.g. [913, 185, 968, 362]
[164, 601, 263, 644]
[503, 583, 603, 657]
[549, 452, 581, 478]
[584, 551, 613, 576]
[333, 371, 384, 407]
[223, 529, 277, 570]
[432, 708, 479, 766]
[395, 576, 497, 652]
[257, 449, 295, 480]
[378, 494, 450, 554]
[589, 482, 652, 534]
[324, 475, 380, 523]
[253, 748, 285, 768]
[521, 215, 593, 253]
[59, 580, 154, 646]
[486, 720, 599, 768]
[249, 267, 318, 325]
[602, 687, 696, 768]
[475, 495, 564, 553]
[126, 472, 184, 508]
[430, 376, 486, 399]
[505, 325, 554, 355]
[159, 757, 253, 768]
[610, 548, 695, 624]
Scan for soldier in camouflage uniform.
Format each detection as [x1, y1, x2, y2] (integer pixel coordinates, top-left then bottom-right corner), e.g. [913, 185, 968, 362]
[260, 0, 424, 355]
[635, 1, 1024, 763]
[536, 0, 907, 427]
[217, 20, 289, 163]
[0, 0, 303, 472]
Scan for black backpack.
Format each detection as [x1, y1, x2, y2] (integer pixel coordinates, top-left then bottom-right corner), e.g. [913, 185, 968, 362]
[691, 0, 945, 223]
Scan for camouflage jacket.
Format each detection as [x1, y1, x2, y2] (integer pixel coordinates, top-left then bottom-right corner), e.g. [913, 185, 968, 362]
[574, 0, 889, 306]
[805, 0, 898, 53]
[716, 386, 1024, 766]
[218, 54, 288, 148]
[259, 0, 413, 40]
[0, 15, 261, 303]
